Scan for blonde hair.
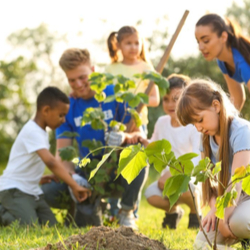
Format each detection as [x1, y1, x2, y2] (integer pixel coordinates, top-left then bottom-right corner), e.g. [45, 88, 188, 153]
[59, 48, 91, 71]
[107, 26, 148, 63]
[176, 79, 238, 205]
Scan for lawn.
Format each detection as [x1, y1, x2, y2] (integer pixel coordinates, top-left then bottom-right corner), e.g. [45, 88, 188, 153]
[0, 165, 244, 250]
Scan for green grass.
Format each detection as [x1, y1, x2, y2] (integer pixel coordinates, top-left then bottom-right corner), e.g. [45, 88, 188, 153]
[0, 166, 244, 250]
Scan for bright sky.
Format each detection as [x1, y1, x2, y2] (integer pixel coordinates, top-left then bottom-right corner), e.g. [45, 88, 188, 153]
[0, 0, 241, 65]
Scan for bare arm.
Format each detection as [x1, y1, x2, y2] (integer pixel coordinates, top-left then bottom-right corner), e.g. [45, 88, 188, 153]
[224, 74, 246, 111]
[148, 84, 160, 107]
[158, 171, 172, 190]
[56, 138, 75, 174]
[219, 150, 250, 238]
[37, 148, 91, 202]
[246, 79, 250, 95]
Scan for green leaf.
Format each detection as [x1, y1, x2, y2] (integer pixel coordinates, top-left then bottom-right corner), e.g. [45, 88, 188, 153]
[91, 119, 107, 130]
[79, 158, 91, 168]
[104, 95, 116, 103]
[155, 78, 169, 89]
[142, 71, 162, 82]
[122, 92, 135, 102]
[94, 92, 106, 102]
[137, 93, 149, 104]
[72, 158, 80, 164]
[128, 95, 141, 108]
[117, 144, 147, 184]
[91, 82, 106, 94]
[170, 160, 194, 176]
[88, 72, 104, 81]
[242, 175, 250, 195]
[145, 139, 172, 157]
[114, 84, 121, 93]
[215, 196, 224, 219]
[57, 131, 80, 138]
[159, 87, 167, 98]
[126, 80, 136, 89]
[109, 120, 118, 128]
[231, 166, 247, 183]
[192, 157, 211, 176]
[127, 108, 142, 127]
[116, 74, 130, 84]
[194, 171, 209, 185]
[178, 153, 198, 162]
[89, 148, 115, 180]
[163, 174, 191, 209]
[212, 161, 222, 176]
[145, 139, 173, 173]
[58, 146, 77, 161]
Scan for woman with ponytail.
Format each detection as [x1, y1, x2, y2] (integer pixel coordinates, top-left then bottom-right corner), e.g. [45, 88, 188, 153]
[195, 14, 250, 111]
[176, 78, 250, 249]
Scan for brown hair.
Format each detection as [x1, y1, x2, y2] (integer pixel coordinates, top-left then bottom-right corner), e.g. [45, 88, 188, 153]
[59, 48, 91, 71]
[167, 73, 191, 90]
[176, 79, 238, 205]
[196, 14, 250, 65]
[107, 26, 148, 63]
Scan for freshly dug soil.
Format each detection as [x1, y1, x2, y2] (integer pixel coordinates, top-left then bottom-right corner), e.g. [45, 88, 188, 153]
[31, 226, 168, 250]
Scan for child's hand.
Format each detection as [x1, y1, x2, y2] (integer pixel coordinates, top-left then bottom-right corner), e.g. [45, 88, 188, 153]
[72, 185, 92, 203]
[125, 133, 141, 145]
[138, 137, 149, 147]
[39, 174, 59, 185]
[202, 207, 216, 232]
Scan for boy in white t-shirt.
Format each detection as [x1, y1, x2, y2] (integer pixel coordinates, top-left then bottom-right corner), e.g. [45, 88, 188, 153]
[0, 87, 91, 226]
[140, 74, 202, 229]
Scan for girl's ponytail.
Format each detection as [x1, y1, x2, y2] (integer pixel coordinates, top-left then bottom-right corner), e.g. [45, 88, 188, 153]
[107, 31, 118, 63]
[226, 18, 250, 65]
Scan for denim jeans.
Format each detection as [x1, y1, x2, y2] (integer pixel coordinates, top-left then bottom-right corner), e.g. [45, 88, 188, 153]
[41, 166, 147, 226]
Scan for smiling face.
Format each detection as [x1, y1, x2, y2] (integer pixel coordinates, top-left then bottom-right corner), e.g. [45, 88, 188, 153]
[118, 33, 142, 63]
[65, 63, 95, 99]
[192, 100, 221, 137]
[162, 88, 183, 122]
[195, 25, 227, 61]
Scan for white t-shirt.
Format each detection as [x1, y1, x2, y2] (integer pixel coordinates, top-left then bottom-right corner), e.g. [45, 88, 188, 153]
[149, 115, 201, 174]
[0, 120, 50, 196]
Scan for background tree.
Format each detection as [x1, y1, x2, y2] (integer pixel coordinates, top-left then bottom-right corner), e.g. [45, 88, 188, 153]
[0, 24, 67, 164]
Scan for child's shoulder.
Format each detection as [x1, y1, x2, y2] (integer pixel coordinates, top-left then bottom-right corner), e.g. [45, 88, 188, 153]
[105, 62, 122, 72]
[231, 116, 250, 134]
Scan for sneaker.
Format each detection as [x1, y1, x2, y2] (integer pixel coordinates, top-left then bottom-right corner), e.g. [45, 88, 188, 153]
[118, 209, 138, 230]
[188, 213, 201, 229]
[162, 207, 184, 229]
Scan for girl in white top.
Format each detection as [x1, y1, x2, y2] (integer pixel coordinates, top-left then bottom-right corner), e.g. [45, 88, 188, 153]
[141, 74, 202, 229]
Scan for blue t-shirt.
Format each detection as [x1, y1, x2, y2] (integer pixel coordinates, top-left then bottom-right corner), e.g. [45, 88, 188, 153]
[56, 85, 130, 158]
[200, 116, 250, 173]
[217, 48, 250, 84]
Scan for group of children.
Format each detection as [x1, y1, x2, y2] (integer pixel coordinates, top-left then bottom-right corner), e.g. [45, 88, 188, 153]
[1, 12, 250, 250]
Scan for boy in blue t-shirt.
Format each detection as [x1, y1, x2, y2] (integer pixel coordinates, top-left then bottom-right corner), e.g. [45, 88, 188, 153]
[41, 48, 146, 229]
[0, 87, 91, 226]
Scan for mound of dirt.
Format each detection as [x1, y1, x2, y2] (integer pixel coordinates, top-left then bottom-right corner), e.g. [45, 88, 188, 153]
[32, 226, 168, 250]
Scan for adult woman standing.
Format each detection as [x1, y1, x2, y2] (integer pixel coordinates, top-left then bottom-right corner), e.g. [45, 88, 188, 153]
[195, 13, 250, 111]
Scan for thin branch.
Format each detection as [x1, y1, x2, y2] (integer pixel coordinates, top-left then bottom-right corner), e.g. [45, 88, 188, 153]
[188, 184, 213, 248]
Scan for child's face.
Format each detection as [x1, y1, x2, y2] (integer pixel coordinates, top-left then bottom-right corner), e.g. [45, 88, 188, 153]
[195, 25, 227, 61]
[192, 100, 221, 137]
[46, 101, 69, 130]
[65, 64, 95, 99]
[162, 88, 182, 120]
[118, 33, 142, 62]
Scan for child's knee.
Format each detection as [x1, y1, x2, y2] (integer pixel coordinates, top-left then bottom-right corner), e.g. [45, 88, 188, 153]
[229, 215, 250, 238]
